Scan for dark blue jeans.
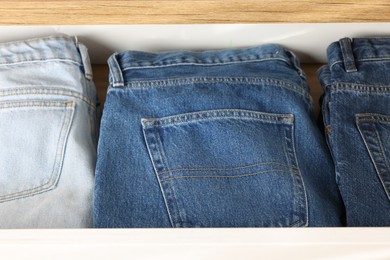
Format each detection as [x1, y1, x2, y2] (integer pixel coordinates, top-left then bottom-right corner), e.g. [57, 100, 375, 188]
[319, 38, 390, 226]
[94, 45, 344, 227]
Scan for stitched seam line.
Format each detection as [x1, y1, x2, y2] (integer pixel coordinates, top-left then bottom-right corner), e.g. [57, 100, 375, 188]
[154, 124, 183, 227]
[148, 116, 290, 127]
[114, 77, 308, 98]
[143, 109, 292, 123]
[143, 110, 293, 127]
[160, 169, 290, 183]
[330, 57, 390, 70]
[357, 115, 390, 122]
[0, 58, 82, 67]
[0, 36, 74, 46]
[357, 122, 390, 200]
[0, 103, 73, 201]
[121, 57, 292, 70]
[0, 104, 69, 109]
[123, 77, 299, 89]
[332, 83, 390, 93]
[142, 126, 175, 227]
[373, 127, 390, 175]
[0, 88, 96, 110]
[158, 162, 294, 175]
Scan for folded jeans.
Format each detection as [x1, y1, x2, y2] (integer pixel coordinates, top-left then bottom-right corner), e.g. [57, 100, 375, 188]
[94, 44, 344, 227]
[0, 36, 98, 228]
[319, 37, 390, 226]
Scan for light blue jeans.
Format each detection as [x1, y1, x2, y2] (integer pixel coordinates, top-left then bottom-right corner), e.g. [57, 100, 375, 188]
[0, 36, 98, 228]
[94, 45, 344, 227]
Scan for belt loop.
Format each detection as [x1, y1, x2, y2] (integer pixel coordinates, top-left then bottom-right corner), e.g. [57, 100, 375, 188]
[285, 49, 306, 80]
[77, 43, 93, 80]
[107, 53, 124, 87]
[339, 37, 357, 73]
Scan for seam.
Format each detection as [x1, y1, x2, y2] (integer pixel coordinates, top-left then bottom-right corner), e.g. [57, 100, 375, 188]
[154, 124, 183, 227]
[122, 57, 291, 70]
[0, 104, 68, 109]
[142, 125, 175, 228]
[118, 77, 309, 97]
[0, 101, 73, 109]
[124, 77, 299, 88]
[52, 102, 75, 190]
[148, 116, 291, 127]
[0, 103, 74, 201]
[0, 58, 82, 68]
[143, 110, 293, 127]
[331, 83, 390, 93]
[43, 102, 73, 192]
[373, 127, 390, 175]
[0, 36, 74, 46]
[356, 114, 390, 122]
[159, 162, 294, 175]
[289, 122, 309, 227]
[356, 121, 390, 200]
[144, 110, 293, 123]
[160, 169, 290, 182]
[0, 87, 96, 110]
[330, 57, 390, 70]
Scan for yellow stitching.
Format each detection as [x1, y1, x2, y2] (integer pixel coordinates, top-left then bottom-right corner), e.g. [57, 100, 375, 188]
[159, 162, 293, 175]
[144, 109, 292, 123]
[154, 124, 183, 225]
[152, 117, 290, 127]
[160, 169, 289, 182]
[0, 104, 74, 201]
[0, 88, 96, 110]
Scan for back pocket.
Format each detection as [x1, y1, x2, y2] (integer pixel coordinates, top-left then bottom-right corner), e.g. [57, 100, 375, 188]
[0, 100, 75, 203]
[356, 113, 390, 201]
[142, 109, 307, 227]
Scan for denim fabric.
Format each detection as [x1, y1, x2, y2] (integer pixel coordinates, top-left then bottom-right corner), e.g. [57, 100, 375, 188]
[319, 38, 390, 226]
[0, 36, 98, 228]
[94, 45, 344, 227]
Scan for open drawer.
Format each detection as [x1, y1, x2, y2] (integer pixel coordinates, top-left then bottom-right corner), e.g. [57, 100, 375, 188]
[1, 23, 390, 259]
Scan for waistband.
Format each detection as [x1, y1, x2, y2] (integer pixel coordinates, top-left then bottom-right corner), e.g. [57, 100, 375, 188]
[108, 44, 306, 87]
[328, 37, 390, 72]
[0, 35, 92, 80]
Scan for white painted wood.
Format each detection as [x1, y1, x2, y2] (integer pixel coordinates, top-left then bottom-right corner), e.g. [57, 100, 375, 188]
[0, 228, 389, 259]
[0, 23, 389, 64]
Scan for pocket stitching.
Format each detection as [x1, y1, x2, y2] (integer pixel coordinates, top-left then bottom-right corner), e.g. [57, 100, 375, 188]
[153, 123, 184, 227]
[143, 110, 308, 227]
[0, 101, 75, 202]
[142, 122, 182, 227]
[159, 169, 291, 183]
[158, 162, 296, 175]
[142, 109, 293, 127]
[280, 119, 308, 227]
[356, 115, 390, 200]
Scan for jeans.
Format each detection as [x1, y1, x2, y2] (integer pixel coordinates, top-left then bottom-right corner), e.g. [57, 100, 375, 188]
[319, 37, 390, 226]
[0, 36, 98, 228]
[94, 44, 344, 227]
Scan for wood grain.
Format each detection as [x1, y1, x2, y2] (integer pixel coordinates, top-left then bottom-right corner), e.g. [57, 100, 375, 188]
[1, 1, 390, 25]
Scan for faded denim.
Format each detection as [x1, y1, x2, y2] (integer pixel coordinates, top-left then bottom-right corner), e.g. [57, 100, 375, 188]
[94, 44, 344, 227]
[319, 37, 390, 226]
[0, 36, 98, 228]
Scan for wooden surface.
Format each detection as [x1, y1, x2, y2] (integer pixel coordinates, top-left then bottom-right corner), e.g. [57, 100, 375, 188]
[93, 63, 323, 114]
[1, 1, 390, 25]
